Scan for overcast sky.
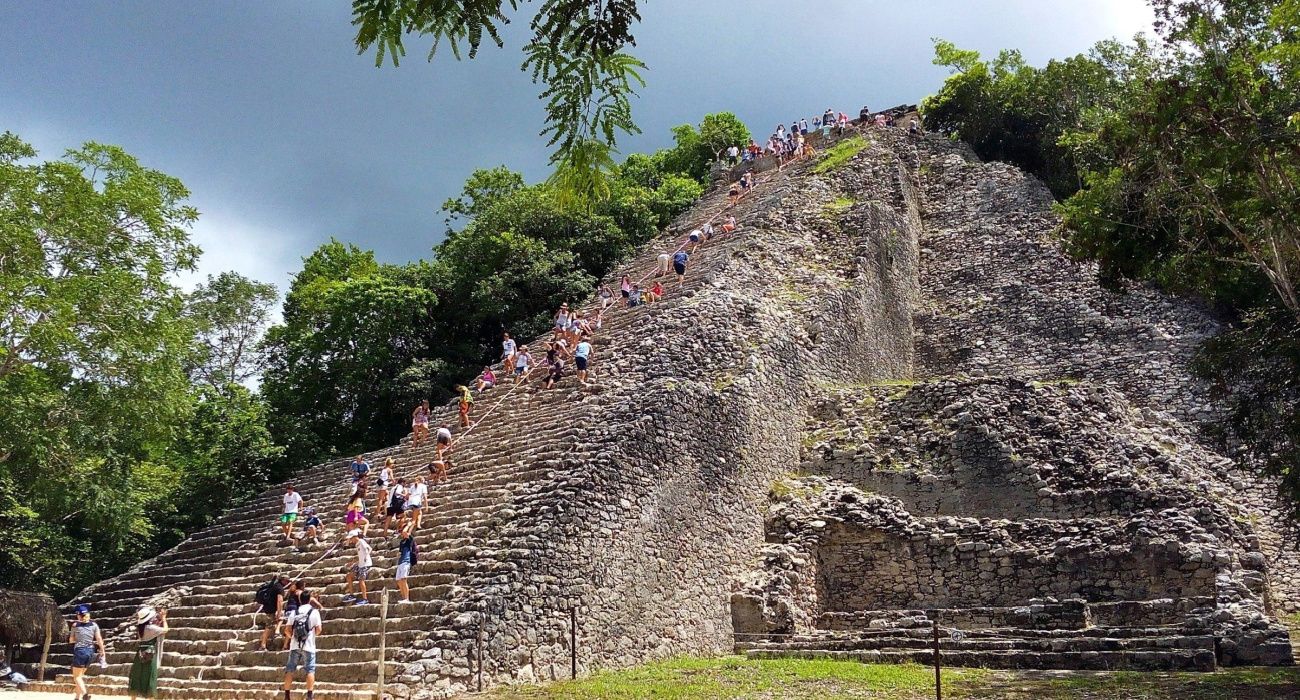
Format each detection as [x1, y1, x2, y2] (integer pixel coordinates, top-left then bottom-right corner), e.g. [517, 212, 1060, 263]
[1, 0, 1154, 294]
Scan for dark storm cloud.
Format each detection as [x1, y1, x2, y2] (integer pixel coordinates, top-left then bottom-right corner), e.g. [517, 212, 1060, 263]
[0, 0, 1151, 291]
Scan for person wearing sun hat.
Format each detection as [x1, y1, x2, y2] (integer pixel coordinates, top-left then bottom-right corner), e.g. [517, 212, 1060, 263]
[127, 606, 168, 699]
[67, 603, 105, 700]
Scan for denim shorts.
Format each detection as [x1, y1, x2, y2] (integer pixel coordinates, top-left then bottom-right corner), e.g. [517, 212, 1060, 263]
[72, 646, 95, 669]
[285, 648, 316, 674]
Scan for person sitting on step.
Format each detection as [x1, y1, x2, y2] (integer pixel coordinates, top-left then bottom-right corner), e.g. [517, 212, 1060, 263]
[475, 366, 496, 392]
[295, 508, 324, 549]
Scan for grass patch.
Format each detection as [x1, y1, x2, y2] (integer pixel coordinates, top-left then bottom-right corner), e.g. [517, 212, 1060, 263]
[483, 657, 1300, 700]
[486, 656, 980, 699]
[823, 196, 855, 214]
[813, 136, 868, 174]
[961, 667, 1300, 700]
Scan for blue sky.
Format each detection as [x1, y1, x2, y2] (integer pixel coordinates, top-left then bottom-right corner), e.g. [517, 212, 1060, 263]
[1, 0, 1154, 294]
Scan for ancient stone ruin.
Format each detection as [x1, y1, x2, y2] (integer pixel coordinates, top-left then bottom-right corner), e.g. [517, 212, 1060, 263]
[25, 127, 1297, 698]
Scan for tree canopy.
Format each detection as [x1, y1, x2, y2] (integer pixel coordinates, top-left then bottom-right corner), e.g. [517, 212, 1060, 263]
[0, 135, 285, 596]
[352, 0, 645, 206]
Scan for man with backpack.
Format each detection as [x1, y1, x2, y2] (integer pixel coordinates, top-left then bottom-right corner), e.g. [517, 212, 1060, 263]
[256, 575, 290, 651]
[383, 477, 407, 534]
[282, 590, 322, 700]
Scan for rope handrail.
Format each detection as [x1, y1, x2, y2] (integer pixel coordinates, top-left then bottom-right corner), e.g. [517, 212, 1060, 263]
[289, 139, 825, 585]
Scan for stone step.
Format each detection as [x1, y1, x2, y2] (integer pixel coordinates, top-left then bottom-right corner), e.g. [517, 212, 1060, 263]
[737, 632, 1217, 654]
[744, 646, 1218, 672]
[29, 676, 386, 699]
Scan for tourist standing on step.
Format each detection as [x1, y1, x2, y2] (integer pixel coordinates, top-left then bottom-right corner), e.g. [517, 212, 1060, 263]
[375, 458, 394, 519]
[395, 518, 418, 604]
[276, 582, 305, 651]
[599, 283, 614, 312]
[673, 249, 689, 288]
[553, 302, 571, 339]
[411, 399, 431, 448]
[281, 485, 304, 541]
[349, 455, 370, 484]
[574, 334, 593, 384]
[68, 603, 105, 700]
[501, 332, 517, 374]
[127, 606, 167, 700]
[342, 530, 373, 606]
[345, 491, 369, 537]
[384, 477, 407, 533]
[657, 252, 671, 277]
[456, 385, 473, 428]
[256, 576, 290, 651]
[514, 347, 533, 384]
[728, 181, 741, 205]
[405, 476, 427, 529]
[282, 591, 322, 700]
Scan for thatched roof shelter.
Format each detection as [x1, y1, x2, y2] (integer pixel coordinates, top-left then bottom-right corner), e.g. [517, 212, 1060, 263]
[0, 589, 59, 647]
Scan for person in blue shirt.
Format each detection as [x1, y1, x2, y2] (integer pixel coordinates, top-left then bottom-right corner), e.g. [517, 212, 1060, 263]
[349, 456, 370, 483]
[573, 334, 593, 383]
[672, 250, 689, 287]
[395, 519, 418, 604]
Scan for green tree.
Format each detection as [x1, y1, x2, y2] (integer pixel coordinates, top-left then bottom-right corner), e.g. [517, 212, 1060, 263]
[186, 271, 279, 389]
[352, 0, 645, 206]
[440, 165, 527, 228]
[261, 241, 439, 462]
[0, 132, 201, 596]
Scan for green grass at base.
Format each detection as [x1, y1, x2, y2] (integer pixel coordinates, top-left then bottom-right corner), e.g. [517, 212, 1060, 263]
[485, 655, 977, 699]
[484, 655, 1300, 700]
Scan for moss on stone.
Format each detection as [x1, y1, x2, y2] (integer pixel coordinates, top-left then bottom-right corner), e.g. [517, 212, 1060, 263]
[813, 136, 868, 174]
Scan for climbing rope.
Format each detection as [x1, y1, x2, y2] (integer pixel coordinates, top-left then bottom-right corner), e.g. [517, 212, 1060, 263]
[288, 143, 816, 586]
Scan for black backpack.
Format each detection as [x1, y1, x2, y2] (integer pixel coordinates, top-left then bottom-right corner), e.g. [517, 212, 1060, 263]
[255, 579, 280, 609]
[292, 610, 312, 645]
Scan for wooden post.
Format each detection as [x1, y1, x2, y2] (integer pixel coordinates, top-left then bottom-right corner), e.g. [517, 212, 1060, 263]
[376, 588, 389, 700]
[570, 606, 578, 680]
[38, 607, 52, 682]
[932, 619, 942, 700]
[476, 615, 485, 692]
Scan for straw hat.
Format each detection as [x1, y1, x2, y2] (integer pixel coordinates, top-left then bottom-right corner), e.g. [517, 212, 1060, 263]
[135, 606, 157, 624]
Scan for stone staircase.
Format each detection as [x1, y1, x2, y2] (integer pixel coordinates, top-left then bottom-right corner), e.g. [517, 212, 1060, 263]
[24, 145, 825, 699]
[24, 124, 1300, 698]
